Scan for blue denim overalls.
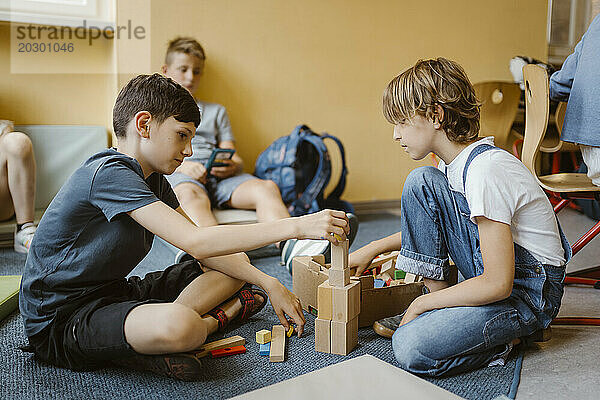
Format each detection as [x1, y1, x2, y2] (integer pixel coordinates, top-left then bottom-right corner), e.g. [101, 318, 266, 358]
[391, 144, 572, 377]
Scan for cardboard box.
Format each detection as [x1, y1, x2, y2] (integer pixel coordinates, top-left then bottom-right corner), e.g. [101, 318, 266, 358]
[293, 256, 424, 328]
[358, 282, 424, 327]
[293, 256, 329, 313]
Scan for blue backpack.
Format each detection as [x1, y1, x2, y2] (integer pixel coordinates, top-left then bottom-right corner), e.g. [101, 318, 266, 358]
[254, 125, 353, 216]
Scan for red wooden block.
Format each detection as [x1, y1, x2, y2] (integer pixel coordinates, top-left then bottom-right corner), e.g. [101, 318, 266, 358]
[210, 345, 247, 358]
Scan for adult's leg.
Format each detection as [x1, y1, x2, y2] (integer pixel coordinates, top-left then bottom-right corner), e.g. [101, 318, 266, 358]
[392, 301, 522, 377]
[0, 131, 36, 223]
[174, 182, 218, 226]
[580, 145, 600, 187]
[228, 178, 290, 222]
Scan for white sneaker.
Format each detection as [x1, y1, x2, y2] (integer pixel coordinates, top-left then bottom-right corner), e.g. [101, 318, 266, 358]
[14, 222, 36, 254]
[281, 238, 330, 274]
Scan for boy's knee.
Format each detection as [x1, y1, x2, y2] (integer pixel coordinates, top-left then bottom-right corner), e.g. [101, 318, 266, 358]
[3, 131, 33, 157]
[402, 167, 447, 198]
[175, 184, 210, 207]
[392, 326, 434, 374]
[255, 179, 281, 198]
[157, 304, 207, 352]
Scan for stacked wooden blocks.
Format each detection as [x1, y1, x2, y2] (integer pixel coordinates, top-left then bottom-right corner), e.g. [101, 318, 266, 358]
[315, 239, 360, 355]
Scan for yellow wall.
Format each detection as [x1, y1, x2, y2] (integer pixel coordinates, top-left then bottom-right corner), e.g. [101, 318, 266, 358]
[1, 1, 549, 202]
[0, 22, 114, 128]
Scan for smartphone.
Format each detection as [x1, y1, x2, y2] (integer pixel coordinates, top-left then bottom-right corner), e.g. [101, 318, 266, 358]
[205, 148, 235, 170]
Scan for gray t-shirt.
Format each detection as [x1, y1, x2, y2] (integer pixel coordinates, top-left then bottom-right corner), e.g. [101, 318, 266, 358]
[189, 100, 235, 162]
[19, 149, 179, 337]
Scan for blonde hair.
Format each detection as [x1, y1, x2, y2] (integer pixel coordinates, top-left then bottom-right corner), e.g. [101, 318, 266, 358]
[165, 37, 206, 65]
[383, 58, 480, 143]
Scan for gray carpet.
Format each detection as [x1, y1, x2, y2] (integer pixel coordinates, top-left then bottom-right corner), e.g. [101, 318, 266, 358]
[0, 213, 522, 400]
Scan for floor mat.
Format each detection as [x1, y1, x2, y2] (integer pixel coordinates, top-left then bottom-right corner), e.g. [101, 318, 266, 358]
[0, 213, 523, 399]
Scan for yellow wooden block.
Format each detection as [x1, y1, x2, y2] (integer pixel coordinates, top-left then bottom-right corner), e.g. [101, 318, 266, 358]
[256, 329, 271, 344]
[286, 325, 295, 337]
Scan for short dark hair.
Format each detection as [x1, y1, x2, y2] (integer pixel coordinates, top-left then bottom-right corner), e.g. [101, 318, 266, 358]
[112, 73, 201, 138]
[383, 58, 480, 143]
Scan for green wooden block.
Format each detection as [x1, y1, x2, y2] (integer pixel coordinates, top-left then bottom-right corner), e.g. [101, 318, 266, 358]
[394, 270, 406, 280]
[0, 275, 21, 322]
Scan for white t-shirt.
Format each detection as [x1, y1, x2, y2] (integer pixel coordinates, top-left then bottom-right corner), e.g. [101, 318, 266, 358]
[437, 137, 565, 266]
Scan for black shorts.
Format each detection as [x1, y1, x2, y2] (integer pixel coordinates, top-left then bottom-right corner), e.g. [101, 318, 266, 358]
[26, 260, 203, 371]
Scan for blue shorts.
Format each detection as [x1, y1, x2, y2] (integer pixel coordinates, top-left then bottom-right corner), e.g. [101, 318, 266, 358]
[166, 171, 257, 208]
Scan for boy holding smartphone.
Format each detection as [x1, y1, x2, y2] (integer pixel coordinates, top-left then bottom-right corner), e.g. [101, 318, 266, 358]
[161, 37, 358, 266]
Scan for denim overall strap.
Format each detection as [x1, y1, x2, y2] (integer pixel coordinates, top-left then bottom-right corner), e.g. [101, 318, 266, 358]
[461, 143, 495, 192]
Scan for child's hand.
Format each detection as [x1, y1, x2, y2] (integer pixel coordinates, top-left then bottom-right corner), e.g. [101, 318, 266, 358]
[263, 277, 306, 337]
[176, 160, 207, 184]
[209, 158, 237, 179]
[399, 298, 425, 326]
[295, 210, 349, 244]
[349, 245, 379, 276]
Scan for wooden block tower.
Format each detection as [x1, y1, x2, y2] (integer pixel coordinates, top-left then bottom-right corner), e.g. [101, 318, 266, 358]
[315, 238, 360, 355]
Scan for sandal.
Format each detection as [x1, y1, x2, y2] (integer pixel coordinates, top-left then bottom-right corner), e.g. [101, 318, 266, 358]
[207, 285, 268, 331]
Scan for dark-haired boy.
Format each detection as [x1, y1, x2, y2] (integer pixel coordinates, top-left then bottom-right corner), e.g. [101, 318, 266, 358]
[349, 58, 571, 376]
[19, 73, 348, 380]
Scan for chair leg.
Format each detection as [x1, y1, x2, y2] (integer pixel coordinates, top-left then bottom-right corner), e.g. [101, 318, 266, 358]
[551, 317, 600, 326]
[571, 219, 600, 255]
[552, 153, 561, 174]
[563, 276, 600, 288]
[553, 198, 570, 213]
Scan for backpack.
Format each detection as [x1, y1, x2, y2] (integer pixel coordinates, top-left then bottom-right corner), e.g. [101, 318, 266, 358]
[254, 124, 353, 217]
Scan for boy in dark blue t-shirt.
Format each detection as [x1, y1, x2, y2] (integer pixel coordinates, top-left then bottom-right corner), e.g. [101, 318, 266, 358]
[19, 74, 349, 380]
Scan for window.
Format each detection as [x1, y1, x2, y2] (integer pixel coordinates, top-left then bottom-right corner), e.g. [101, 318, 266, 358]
[547, 0, 592, 64]
[0, 0, 114, 27]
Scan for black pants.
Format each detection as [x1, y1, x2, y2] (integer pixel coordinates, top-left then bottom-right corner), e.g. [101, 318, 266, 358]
[25, 260, 203, 371]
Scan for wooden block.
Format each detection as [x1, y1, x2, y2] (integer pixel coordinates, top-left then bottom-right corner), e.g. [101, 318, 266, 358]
[256, 329, 271, 344]
[404, 273, 417, 283]
[259, 343, 271, 356]
[308, 260, 321, 272]
[210, 345, 246, 358]
[286, 325, 295, 338]
[332, 281, 360, 322]
[270, 325, 286, 362]
[315, 318, 331, 353]
[312, 254, 326, 266]
[380, 259, 395, 275]
[368, 251, 399, 269]
[394, 270, 406, 280]
[351, 274, 374, 290]
[328, 268, 350, 287]
[194, 335, 245, 358]
[317, 281, 333, 320]
[331, 317, 358, 355]
[330, 239, 349, 270]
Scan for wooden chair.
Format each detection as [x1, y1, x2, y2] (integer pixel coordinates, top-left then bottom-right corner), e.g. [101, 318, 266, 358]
[522, 64, 600, 326]
[473, 81, 521, 152]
